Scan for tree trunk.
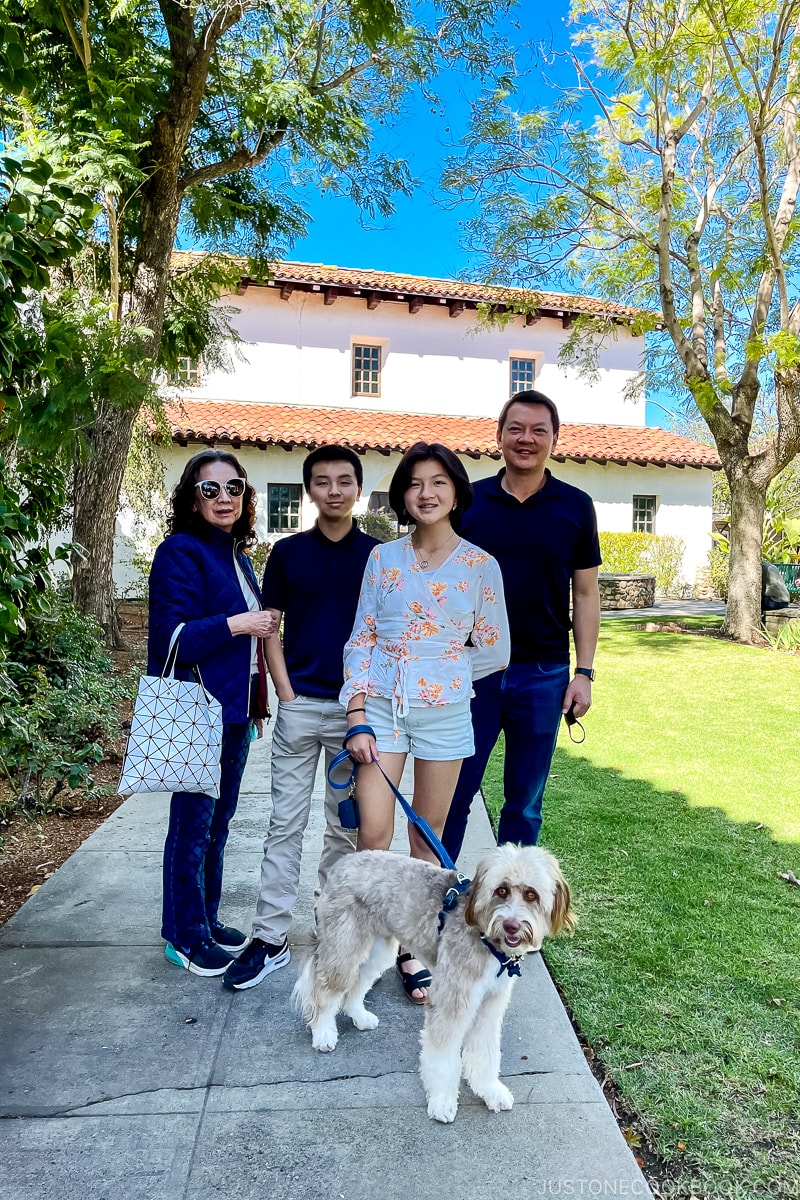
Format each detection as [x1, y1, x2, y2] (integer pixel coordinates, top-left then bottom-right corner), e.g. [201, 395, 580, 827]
[67, 22, 216, 644]
[723, 469, 765, 644]
[70, 403, 138, 646]
[70, 181, 181, 645]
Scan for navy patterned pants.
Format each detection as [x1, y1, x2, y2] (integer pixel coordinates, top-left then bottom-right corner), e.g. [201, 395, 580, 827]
[161, 722, 252, 952]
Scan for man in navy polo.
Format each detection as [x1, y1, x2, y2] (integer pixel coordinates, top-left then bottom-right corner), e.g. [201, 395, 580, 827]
[442, 390, 601, 860]
[224, 445, 378, 990]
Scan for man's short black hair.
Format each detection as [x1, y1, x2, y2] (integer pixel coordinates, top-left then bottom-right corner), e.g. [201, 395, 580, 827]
[497, 390, 561, 437]
[302, 445, 363, 491]
[388, 442, 473, 532]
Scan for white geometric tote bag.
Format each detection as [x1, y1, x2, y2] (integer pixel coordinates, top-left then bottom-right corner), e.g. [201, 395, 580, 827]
[118, 624, 223, 798]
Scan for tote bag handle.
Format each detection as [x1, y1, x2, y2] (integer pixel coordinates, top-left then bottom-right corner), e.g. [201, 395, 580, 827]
[162, 623, 213, 697]
[163, 623, 186, 679]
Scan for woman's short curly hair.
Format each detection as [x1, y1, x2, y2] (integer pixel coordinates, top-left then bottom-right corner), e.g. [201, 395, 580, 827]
[388, 442, 473, 532]
[168, 449, 257, 546]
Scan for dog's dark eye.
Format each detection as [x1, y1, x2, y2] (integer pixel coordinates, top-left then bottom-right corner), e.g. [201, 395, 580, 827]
[524, 889, 539, 904]
[494, 886, 509, 898]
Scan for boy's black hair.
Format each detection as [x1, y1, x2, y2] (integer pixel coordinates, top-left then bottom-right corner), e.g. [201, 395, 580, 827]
[302, 445, 363, 491]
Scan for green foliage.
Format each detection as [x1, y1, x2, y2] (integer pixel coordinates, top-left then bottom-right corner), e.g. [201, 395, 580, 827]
[120, 412, 168, 532]
[356, 510, 398, 542]
[159, 256, 246, 375]
[709, 460, 800, 587]
[0, 0, 513, 634]
[0, 454, 77, 641]
[246, 540, 272, 583]
[0, 31, 100, 673]
[7, 0, 512, 285]
[761, 618, 800, 652]
[763, 463, 800, 563]
[599, 531, 686, 595]
[0, 592, 135, 814]
[707, 541, 730, 600]
[445, 0, 800, 637]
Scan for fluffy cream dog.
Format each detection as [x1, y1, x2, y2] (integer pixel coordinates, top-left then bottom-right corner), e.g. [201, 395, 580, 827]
[292, 843, 574, 1123]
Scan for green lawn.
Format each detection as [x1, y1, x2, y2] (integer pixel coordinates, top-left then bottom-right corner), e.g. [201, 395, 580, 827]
[482, 623, 800, 1197]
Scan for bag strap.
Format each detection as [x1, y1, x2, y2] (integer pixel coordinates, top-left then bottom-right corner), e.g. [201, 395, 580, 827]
[163, 624, 186, 678]
[162, 623, 211, 695]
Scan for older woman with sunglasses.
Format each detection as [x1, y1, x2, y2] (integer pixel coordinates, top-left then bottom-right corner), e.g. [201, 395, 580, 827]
[148, 449, 277, 977]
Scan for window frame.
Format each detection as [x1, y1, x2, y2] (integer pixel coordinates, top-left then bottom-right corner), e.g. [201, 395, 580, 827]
[632, 494, 657, 534]
[167, 355, 202, 387]
[352, 342, 382, 397]
[267, 483, 303, 534]
[508, 351, 543, 397]
[509, 355, 538, 395]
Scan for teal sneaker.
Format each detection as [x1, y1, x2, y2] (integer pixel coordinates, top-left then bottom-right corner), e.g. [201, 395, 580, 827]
[165, 939, 233, 976]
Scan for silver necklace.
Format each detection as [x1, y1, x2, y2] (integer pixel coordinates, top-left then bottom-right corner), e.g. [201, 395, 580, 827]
[412, 530, 458, 569]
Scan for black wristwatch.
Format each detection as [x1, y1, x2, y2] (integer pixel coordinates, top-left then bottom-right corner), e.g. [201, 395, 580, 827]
[574, 667, 595, 681]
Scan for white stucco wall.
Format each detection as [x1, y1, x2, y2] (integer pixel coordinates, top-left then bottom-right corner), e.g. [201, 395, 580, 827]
[174, 285, 646, 427]
[555, 460, 714, 585]
[114, 443, 714, 596]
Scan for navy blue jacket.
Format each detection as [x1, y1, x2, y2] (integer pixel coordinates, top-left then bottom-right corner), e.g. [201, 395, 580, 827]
[148, 521, 262, 723]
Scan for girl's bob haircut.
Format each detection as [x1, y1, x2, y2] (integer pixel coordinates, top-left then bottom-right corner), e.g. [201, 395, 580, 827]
[388, 442, 473, 532]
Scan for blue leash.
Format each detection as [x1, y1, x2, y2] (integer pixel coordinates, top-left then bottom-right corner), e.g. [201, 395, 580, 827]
[328, 724, 471, 929]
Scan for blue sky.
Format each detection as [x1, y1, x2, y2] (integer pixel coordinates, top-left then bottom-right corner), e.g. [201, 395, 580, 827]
[283, 2, 676, 429]
[290, 4, 574, 280]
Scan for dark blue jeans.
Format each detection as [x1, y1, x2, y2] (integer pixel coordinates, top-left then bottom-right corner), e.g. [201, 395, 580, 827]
[442, 662, 570, 862]
[161, 722, 252, 951]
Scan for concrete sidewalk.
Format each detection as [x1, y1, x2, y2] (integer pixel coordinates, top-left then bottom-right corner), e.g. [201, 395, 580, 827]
[602, 598, 726, 620]
[0, 717, 652, 1200]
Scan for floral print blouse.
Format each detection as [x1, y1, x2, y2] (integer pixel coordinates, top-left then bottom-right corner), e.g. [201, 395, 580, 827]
[341, 536, 510, 723]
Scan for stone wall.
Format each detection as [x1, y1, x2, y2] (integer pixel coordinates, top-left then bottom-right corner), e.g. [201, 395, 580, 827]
[599, 573, 656, 610]
[763, 605, 800, 638]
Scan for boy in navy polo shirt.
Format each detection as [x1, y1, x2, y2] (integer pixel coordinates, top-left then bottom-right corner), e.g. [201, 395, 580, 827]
[224, 446, 378, 990]
[442, 390, 601, 861]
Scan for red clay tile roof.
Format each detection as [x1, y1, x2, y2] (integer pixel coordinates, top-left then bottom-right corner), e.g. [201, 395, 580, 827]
[170, 251, 647, 323]
[164, 400, 720, 470]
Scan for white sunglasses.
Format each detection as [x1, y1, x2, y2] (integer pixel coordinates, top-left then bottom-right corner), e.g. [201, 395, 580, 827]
[194, 477, 246, 500]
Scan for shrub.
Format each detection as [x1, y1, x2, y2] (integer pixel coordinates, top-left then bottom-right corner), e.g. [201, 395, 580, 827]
[247, 540, 272, 582]
[0, 592, 136, 816]
[707, 543, 730, 600]
[599, 532, 687, 596]
[356, 511, 398, 542]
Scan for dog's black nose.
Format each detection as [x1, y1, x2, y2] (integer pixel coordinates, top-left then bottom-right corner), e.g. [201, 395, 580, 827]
[502, 918, 521, 936]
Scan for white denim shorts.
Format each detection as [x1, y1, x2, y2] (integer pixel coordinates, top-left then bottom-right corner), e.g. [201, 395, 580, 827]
[364, 695, 474, 760]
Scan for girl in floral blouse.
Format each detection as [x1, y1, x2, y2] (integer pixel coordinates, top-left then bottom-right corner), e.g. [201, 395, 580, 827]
[341, 442, 510, 1002]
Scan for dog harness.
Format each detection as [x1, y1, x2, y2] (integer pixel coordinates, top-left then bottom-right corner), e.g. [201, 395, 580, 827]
[480, 936, 523, 978]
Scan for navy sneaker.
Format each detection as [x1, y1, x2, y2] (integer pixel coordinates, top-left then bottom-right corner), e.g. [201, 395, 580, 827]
[165, 939, 234, 977]
[223, 936, 290, 990]
[210, 924, 248, 953]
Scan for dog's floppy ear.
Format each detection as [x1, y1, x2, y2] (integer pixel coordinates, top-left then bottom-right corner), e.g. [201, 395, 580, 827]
[549, 870, 576, 936]
[462, 865, 484, 929]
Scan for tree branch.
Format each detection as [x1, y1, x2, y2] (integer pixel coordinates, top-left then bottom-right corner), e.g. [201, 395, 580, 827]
[571, 57, 657, 154]
[315, 53, 380, 93]
[178, 117, 290, 192]
[56, 0, 85, 66]
[311, 2, 329, 86]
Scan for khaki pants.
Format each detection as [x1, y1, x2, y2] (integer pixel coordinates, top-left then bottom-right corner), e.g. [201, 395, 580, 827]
[251, 695, 356, 943]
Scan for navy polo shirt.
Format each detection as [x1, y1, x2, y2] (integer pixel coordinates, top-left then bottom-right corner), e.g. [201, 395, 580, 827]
[460, 469, 601, 664]
[261, 521, 378, 700]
